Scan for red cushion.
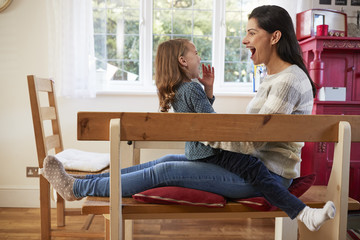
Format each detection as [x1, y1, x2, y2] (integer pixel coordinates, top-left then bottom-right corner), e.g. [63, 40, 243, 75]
[132, 186, 226, 208]
[232, 173, 316, 211]
[132, 174, 316, 211]
[288, 173, 316, 197]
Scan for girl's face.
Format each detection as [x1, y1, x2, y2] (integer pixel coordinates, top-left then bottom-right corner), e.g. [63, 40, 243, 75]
[242, 18, 274, 66]
[180, 42, 201, 79]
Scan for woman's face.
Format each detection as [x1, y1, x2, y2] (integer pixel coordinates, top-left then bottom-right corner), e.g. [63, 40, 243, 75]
[242, 18, 274, 66]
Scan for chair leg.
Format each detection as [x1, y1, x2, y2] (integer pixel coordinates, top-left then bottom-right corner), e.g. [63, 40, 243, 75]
[40, 176, 51, 240]
[81, 214, 96, 230]
[105, 218, 110, 240]
[125, 220, 133, 240]
[57, 193, 66, 227]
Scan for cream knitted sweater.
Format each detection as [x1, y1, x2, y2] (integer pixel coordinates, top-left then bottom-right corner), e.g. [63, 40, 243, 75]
[204, 65, 314, 179]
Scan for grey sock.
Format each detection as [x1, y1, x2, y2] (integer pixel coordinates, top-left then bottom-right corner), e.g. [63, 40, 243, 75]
[43, 155, 80, 201]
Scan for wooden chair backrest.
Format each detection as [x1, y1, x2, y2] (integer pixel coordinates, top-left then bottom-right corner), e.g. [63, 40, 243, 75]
[28, 75, 64, 168]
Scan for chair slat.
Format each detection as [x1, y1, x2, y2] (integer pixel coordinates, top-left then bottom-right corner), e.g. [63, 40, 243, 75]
[36, 77, 53, 92]
[45, 134, 61, 151]
[41, 107, 57, 120]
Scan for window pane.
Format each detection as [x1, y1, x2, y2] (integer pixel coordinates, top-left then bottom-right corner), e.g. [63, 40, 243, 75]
[107, 0, 123, 8]
[242, 62, 253, 83]
[225, 0, 242, 10]
[124, 61, 139, 81]
[93, 0, 106, 8]
[93, 9, 107, 33]
[124, 10, 139, 34]
[93, 0, 140, 82]
[224, 62, 241, 83]
[124, 0, 139, 8]
[225, 37, 241, 62]
[94, 34, 107, 69]
[224, 0, 251, 83]
[153, 35, 171, 59]
[107, 9, 122, 34]
[194, 11, 212, 36]
[110, 60, 139, 81]
[153, 0, 213, 79]
[224, 62, 251, 83]
[106, 35, 118, 59]
[226, 12, 242, 37]
[123, 35, 139, 60]
[193, 0, 213, 9]
[193, 36, 212, 62]
[109, 60, 123, 80]
[173, 10, 193, 35]
[173, 0, 192, 8]
[153, 0, 172, 9]
[240, 47, 249, 62]
[154, 10, 172, 35]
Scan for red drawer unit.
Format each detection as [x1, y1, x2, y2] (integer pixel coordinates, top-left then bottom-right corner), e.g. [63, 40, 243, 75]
[299, 36, 360, 201]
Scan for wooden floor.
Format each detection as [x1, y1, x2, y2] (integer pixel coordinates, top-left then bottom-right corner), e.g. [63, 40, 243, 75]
[0, 208, 275, 240]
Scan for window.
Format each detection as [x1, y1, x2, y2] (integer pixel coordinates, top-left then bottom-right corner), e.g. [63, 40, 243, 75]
[92, 0, 261, 94]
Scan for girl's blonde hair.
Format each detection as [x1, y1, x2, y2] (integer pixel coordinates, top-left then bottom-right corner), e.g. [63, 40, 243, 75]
[155, 38, 191, 112]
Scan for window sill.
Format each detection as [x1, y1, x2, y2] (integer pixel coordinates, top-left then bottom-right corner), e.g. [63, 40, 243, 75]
[96, 81, 256, 98]
[96, 89, 256, 98]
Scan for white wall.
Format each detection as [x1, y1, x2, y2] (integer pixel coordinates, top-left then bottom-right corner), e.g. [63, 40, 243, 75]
[0, 0, 253, 207]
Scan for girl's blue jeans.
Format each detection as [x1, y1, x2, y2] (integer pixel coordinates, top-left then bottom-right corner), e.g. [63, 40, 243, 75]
[73, 154, 297, 216]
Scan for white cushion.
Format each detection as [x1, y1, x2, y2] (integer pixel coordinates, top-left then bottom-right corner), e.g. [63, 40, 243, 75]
[55, 148, 109, 172]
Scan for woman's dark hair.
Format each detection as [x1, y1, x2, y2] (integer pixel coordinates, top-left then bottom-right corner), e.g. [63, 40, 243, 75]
[249, 5, 316, 98]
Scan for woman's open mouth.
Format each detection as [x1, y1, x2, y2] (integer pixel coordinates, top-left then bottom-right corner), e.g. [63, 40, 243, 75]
[250, 48, 256, 57]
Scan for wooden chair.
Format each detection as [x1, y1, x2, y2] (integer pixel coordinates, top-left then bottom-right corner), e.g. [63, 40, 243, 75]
[27, 75, 107, 239]
[77, 112, 360, 240]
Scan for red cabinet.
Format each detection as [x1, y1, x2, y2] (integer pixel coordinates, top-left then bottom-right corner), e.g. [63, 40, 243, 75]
[299, 36, 360, 201]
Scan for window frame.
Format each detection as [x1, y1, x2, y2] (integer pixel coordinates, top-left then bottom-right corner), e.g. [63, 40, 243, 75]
[95, 0, 255, 95]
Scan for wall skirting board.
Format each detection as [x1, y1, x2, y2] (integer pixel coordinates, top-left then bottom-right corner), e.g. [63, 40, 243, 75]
[0, 186, 84, 208]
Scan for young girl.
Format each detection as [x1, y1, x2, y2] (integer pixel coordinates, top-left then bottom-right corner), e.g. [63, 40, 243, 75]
[155, 38, 335, 232]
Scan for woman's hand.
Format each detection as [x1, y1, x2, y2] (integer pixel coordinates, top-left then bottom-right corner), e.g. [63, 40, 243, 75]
[198, 64, 214, 99]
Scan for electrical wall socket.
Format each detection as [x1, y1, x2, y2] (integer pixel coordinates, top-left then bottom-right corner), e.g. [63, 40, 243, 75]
[26, 167, 39, 177]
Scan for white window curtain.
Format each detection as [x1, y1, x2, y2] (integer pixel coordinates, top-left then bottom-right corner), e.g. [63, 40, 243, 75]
[47, 0, 96, 98]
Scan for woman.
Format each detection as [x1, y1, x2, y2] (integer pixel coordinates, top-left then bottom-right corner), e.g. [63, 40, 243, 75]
[205, 5, 316, 182]
[200, 5, 334, 231]
[154, 37, 334, 228]
[42, 5, 334, 232]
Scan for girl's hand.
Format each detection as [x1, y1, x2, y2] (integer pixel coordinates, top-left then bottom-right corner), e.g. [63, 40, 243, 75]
[198, 64, 214, 99]
[198, 64, 214, 88]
